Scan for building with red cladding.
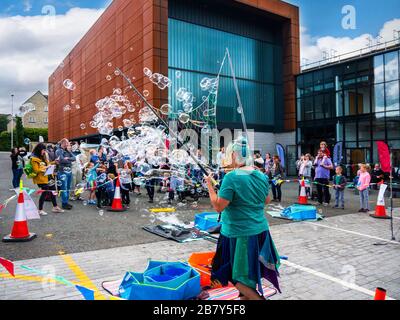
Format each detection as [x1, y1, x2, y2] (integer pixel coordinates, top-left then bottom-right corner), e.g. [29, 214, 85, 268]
[49, 0, 299, 154]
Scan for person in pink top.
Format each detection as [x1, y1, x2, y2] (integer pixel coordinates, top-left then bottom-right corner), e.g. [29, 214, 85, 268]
[357, 164, 371, 212]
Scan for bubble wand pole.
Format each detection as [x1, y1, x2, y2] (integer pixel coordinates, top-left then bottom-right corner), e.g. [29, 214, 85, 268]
[116, 67, 217, 185]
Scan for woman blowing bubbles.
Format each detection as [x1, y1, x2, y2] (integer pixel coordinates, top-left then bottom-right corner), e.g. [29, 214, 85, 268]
[205, 137, 281, 300]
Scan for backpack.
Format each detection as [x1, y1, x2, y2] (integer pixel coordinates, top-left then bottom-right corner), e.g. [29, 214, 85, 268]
[24, 159, 37, 179]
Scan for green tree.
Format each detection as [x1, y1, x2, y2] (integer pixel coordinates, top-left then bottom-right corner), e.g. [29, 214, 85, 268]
[15, 116, 24, 147]
[0, 115, 9, 132]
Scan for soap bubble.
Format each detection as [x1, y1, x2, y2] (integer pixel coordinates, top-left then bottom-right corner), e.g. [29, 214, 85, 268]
[99, 210, 104, 216]
[123, 119, 133, 127]
[175, 71, 182, 78]
[108, 62, 112, 67]
[71, 99, 75, 104]
[106, 75, 112, 81]
[139, 106, 158, 123]
[63, 167, 72, 174]
[63, 79, 76, 91]
[83, 201, 88, 206]
[138, 163, 151, 174]
[75, 105, 81, 110]
[20, 103, 36, 115]
[80, 123, 86, 130]
[160, 104, 171, 115]
[24, 138, 31, 145]
[143, 67, 152, 77]
[143, 90, 150, 97]
[118, 126, 124, 131]
[114, 70, 121, 76]
[237, 107, 242, 114]
[178, 113, 190, 124]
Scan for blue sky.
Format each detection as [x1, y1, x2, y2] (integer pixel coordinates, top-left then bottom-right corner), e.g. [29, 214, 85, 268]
[286, 0, 400, 38]
[1, 0, 399, 39]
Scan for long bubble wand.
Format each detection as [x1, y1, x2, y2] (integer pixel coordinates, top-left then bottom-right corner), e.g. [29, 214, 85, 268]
[116, 67, 217, 185]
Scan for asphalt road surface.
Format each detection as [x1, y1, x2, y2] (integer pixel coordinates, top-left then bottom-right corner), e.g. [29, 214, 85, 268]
[1, 152, 397, 261]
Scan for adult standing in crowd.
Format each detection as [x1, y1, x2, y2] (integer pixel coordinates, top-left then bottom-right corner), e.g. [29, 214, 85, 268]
[70, 142, 82, 198]
[56, 138, 76, 210]
[205, 137, 281, 300]
[264, 153, 273, 176]
[298, 154, 313, 198]
[313, 150, 333, 206]
[371, 163, 385, 190]
[31, 143, 64, 216]
[270, 155, 284, 202]
[10, 147, 24, 188]
[46, 144, 57, 162]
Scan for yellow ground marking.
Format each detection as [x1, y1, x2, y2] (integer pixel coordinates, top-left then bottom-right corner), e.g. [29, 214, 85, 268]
[149, 208, 176, 213]
[60, 254, 107, 300]
[0, 273, 72, 285]
[0, 272, 123, 300]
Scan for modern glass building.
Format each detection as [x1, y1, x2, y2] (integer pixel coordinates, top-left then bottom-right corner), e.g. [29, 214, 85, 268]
[296, 44, 400, 176]
[49, 0, 300, 157]
[168, 0, 284, 132]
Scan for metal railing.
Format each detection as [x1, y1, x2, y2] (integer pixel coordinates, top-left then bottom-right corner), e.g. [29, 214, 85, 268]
[301, 38, 400, 72]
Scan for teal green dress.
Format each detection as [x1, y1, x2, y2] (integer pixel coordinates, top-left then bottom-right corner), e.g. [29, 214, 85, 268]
[211, 169, 281, 294]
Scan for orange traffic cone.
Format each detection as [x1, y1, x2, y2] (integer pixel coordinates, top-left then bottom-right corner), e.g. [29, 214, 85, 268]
[374, 287, 386, 300]
[107, 176, 126, 212]
[298, 179, 308, 205]
[370, 184, 390, 219]
[3, 183, 36, 242]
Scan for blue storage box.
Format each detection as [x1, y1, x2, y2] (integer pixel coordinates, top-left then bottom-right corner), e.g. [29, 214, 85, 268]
[118, 261, 200, 300]
[281, 204, 317, 221]
[195, 212, 220, 231]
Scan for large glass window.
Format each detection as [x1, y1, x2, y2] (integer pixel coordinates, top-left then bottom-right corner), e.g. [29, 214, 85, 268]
[358, 118, 371, 141]
[324, 93, 334, 119]
[304, 73, 313, 95]
[314, 94, 324, 119]
[385, 80, 399, 111]
[344, 89, 360, 116]
[297, 98, 302, 121]
[387, 114, 400, 139]
[304, 96, 313, 121]
[372, 113, 386, 140]
[374, 54, 384, 84]
[336, 121, 343, 141]
[345, 121, 357, 141]
[372, 83, 385, 113]
[385, 51, 399, 82]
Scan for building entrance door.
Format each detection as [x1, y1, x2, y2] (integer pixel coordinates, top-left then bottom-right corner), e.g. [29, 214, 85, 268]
[345, 148, 369, 178]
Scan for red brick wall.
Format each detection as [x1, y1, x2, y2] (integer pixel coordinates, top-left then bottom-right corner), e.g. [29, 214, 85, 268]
[48, 0, 299, 141]
[48, 0, 168, 142]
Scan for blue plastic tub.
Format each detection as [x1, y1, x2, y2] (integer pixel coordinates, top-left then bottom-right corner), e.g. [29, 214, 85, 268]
[281, 205, 317, 221]
[195, 212, 220, 231]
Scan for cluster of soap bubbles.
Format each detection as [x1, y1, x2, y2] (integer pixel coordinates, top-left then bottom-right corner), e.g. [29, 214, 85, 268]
[200, 77, 219, 94]
[19, 103, 35, 116]
[87, 88, 140, 135]
[176, 88, 194, 113]
[143, 67, 172, 90]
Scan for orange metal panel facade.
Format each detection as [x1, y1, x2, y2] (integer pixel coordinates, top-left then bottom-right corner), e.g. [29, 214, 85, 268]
[48, 0, 298, 142]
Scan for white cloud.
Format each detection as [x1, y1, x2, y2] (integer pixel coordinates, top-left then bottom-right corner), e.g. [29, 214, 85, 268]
[301, 18, 400, 68]
[0, 7, 104, 114]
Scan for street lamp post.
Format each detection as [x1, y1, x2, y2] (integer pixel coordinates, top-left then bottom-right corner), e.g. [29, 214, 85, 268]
[11, 94, 14, 150]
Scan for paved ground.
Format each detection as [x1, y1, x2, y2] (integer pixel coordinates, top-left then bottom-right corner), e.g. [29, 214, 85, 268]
[1, 151, 399, 300]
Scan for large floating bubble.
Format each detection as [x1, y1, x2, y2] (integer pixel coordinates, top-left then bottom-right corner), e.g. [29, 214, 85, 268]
[63, 79, 76, 91]
[178, 113, 190, 124]
[160, 104, 171, 115]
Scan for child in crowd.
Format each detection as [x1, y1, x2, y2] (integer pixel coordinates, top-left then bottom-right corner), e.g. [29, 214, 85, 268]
[119, 162, 133, 208]
[357, 164, 371, 212]
[85, 162, 98, 205]
[270, 155, 284, 202]
[332, 166, 347, 209]
[105, 173, 115, 204]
